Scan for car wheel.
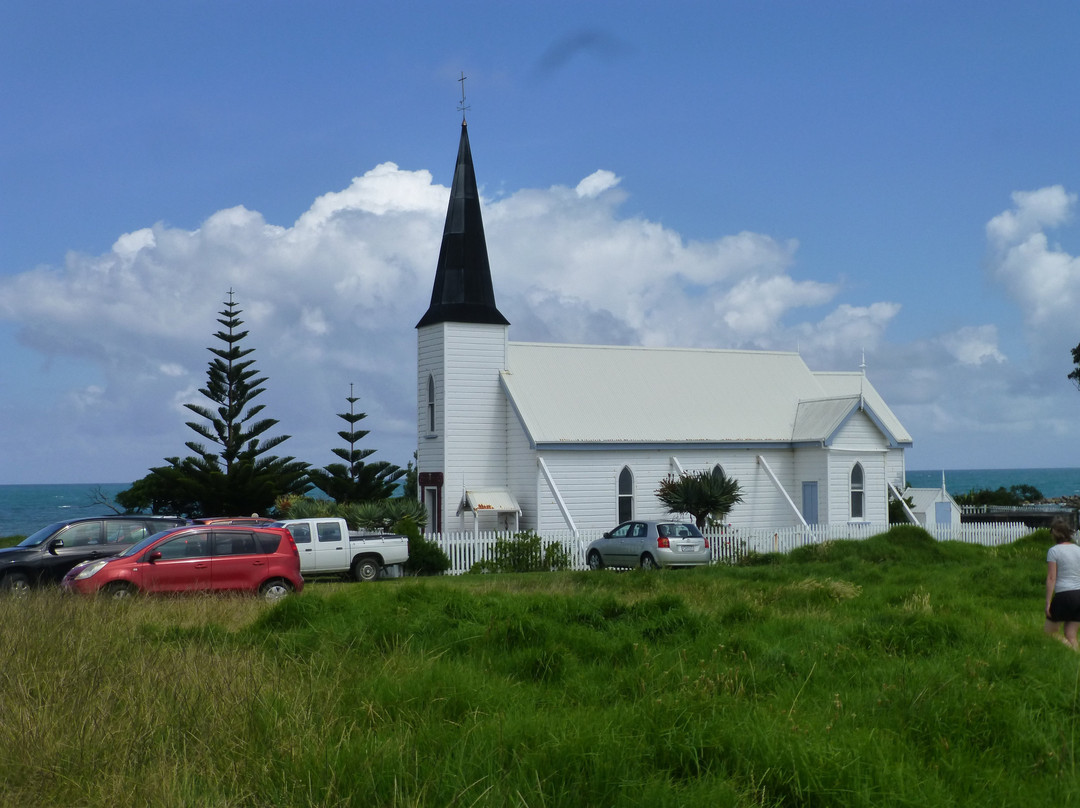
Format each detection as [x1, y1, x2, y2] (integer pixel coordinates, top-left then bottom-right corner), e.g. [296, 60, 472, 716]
[587, 551, 604, 571]
[639, 553, 659, 570]
[103, 582, 136, 600]
[352, 558, 381, 582]
[260, 579, 293, 602]
[1, 572, 30, 597]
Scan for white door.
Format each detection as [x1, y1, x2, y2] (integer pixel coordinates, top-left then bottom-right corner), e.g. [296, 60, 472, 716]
[313, 520, 350, 573]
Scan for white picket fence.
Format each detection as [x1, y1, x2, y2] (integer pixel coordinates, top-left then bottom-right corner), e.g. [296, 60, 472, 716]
[429, 521, 1036, 576]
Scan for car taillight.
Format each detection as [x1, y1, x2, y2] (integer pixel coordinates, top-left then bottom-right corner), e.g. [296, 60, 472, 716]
[704, 537, 710, 549]
[283, 531, 298, 555]
[657, 536, 670, 548]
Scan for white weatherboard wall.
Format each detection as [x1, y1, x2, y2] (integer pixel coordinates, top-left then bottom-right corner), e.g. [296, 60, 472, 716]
[527, 446, 823, 533]
[418, 321, 510, 534]
[826, 410, 892, 523]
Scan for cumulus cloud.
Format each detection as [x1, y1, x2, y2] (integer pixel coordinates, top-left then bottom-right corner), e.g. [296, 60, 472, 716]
[0, 160, 912, 481]
[986, 184, 1080, 330]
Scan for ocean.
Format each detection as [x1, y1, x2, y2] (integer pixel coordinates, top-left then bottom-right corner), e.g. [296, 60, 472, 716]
[3, 469, 1080, 538]
[903, 468, 1080, 499]
[0, 483, 131, 539]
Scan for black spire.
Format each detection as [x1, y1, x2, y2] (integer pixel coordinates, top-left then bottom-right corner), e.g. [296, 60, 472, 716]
[416, 121, 509, 328]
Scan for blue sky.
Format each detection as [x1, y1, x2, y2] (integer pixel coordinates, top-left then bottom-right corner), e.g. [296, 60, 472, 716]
[3, 1, 1080, 484]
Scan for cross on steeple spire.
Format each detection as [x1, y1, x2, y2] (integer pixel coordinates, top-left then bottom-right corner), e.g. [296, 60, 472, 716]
[457, 71, 470, 122]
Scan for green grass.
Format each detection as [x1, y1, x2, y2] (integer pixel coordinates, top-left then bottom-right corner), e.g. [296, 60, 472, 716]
[0, 526, 1077, 807]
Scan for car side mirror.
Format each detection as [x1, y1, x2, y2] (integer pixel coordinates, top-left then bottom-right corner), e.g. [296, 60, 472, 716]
[148, 551, 163, 563]
[47, 538, 64, 554]
[602, 532, 611, 539]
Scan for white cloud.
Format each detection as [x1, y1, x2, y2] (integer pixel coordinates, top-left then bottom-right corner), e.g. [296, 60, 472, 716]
[986, 186, 1074, 248]
[0, 162, 973, 482]
[938, 325, 1006, 366]
[575, 169, 620, 198]
[987, 185, 1080, 330]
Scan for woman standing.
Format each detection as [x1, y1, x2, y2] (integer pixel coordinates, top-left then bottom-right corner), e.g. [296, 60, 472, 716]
[1045, 517, 1080, 650]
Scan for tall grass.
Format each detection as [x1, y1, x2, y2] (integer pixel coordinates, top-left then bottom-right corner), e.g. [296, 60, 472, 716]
[0, 527, 1076, 807]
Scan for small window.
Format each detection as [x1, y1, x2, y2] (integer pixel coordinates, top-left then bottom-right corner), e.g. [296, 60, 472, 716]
[427, 374, 436, 433]
[254, 530, 282, 554]
[62, 522, 104, 547]
[618, 467, 634, 523]
[213, 531, 257, 556]
[317, 521, 343, 543]
[850, 463, 865, 520]
[155, 533, 209, 560]
[106, 521, 147, 544]
[287, 524, 311, 544]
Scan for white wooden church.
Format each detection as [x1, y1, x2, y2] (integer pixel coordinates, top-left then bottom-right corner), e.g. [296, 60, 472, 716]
[416, 119, 913, 536]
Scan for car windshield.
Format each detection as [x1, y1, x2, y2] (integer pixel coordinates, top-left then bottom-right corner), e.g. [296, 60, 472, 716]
[16, 522, 67, 548]
[117, 527, 185, 558]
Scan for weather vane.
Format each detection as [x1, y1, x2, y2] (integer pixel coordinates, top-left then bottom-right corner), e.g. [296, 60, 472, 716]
[458, 71, 470, 121]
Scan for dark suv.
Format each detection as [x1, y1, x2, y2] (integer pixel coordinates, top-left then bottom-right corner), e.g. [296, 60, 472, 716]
[0, 515, 188, 594]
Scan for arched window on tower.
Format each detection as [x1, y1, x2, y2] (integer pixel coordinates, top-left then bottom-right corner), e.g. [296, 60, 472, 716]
[618, 467, 634, 523]
[850, 463, 865, 520]
[712, 464, 725, 479]
[427, 374, 436, 434]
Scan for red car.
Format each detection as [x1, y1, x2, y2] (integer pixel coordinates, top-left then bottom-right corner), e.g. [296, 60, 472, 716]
[61, 524, 303, 601]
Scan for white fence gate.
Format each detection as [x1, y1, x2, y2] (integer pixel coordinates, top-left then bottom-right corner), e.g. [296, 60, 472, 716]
[427, 521, 1036, 576]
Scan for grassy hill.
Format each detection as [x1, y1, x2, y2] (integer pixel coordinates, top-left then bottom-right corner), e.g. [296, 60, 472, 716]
[0, 526, 1073, 807]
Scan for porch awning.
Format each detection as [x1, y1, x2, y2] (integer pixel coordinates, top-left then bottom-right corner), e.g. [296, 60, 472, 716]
[458, 489, 521, 515]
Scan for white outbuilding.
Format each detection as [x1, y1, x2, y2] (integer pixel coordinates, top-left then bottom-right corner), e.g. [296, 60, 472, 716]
[416, 119, 913, 535]
[904, 476, 962, 528]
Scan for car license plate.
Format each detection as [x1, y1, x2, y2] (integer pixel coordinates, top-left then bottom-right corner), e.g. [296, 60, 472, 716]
[678, 544, 695, 552]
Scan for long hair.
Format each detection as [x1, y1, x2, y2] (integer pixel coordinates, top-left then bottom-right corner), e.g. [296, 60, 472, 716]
[1050, 517, 1074, 544]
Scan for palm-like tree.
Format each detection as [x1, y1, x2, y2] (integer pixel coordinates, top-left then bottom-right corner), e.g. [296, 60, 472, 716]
[655, 468, 743, 529]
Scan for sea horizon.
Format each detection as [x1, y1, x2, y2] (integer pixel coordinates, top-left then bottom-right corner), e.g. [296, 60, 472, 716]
[3, 468, 1080, 538]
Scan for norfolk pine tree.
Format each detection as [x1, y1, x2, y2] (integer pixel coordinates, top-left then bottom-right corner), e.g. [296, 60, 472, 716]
[306, 384, 404, 503]
[117, 292, 309, 517]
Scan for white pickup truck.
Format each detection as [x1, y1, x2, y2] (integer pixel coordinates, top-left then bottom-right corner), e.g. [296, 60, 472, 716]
[275, 518, 409, 581]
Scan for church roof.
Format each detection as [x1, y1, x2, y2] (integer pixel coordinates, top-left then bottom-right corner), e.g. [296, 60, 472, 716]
[416, 121, 509, 328]
[499, 342, 912, 448]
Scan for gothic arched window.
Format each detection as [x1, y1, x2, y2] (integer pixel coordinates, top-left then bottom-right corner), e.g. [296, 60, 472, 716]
[850, 463, 865, 520]
[618, 467, 634, 523]
[427, 374, 436, 433]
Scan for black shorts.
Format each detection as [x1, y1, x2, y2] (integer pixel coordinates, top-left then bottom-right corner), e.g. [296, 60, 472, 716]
[1049, 588, 1080, 622]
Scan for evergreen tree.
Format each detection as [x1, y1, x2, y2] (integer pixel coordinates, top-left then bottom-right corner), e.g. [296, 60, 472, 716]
[306, 384, 405, 503]
[117, 291, 309, 517]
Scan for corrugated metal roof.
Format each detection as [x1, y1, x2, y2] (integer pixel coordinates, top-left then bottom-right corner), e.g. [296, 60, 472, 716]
[792, 396, 861, 442]
[906, 487, 955, 513]
[811, 371, 912, 444]
[501, 343, 910, 446]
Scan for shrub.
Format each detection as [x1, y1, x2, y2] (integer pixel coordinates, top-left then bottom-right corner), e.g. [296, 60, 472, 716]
[395, 516, 450, 576]
[469, 531, 572, 574]
[277, 495, 336, 520]
[341, 498, 429, 532]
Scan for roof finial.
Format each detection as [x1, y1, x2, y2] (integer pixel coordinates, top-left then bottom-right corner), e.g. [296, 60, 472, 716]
[457, 71, 470, 123]
[859, 349, 866, 408]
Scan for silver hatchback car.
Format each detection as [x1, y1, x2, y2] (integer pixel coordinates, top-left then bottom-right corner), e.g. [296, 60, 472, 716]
[586, 520, 711, 570]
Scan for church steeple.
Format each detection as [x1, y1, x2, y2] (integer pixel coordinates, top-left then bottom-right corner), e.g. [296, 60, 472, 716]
[416, 120, 509, 328]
